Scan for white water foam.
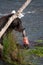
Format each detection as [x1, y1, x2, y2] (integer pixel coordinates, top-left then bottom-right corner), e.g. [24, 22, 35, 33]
[0, 10, 36, 17]
[0, 13, 9, 16]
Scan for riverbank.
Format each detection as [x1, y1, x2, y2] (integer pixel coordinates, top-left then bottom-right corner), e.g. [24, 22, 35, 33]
[0, 41, 43, 65]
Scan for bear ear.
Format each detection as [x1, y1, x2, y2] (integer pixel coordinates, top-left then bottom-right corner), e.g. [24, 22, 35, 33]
[11, 10, 16, 14]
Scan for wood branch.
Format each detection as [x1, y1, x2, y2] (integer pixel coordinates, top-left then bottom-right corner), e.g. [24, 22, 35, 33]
[18, 0, 32, 13]
[0, 0, 31, 38]
[0, 44, 3, 50]
[0, 15, 17, 38]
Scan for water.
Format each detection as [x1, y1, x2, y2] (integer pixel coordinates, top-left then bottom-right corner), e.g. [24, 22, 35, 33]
[0, 0, 43, 65]
[0, 0, 43, 41]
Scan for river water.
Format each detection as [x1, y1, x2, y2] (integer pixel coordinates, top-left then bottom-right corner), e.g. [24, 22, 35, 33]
[0, 0, 43, 65]
[0, 0, 43, 42]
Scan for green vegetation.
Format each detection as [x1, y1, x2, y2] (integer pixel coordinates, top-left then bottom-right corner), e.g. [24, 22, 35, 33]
[3, 31, 27, 65]
[24, 47, 43, 57]
[36, 39, 43, 43]
[2, 31, 43, 65]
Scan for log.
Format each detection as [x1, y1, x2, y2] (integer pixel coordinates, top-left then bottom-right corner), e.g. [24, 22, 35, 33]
[18, 0, 31, 13]
[0, 0, 31, 38]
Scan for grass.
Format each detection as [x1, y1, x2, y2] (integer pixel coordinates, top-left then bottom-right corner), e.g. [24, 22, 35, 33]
[21, 47, 43, 65]
[3, 31, 27, 65]
[2, 31, 43, 65]
[35, 39, 43, 43]
[26, 47, 43, 57]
